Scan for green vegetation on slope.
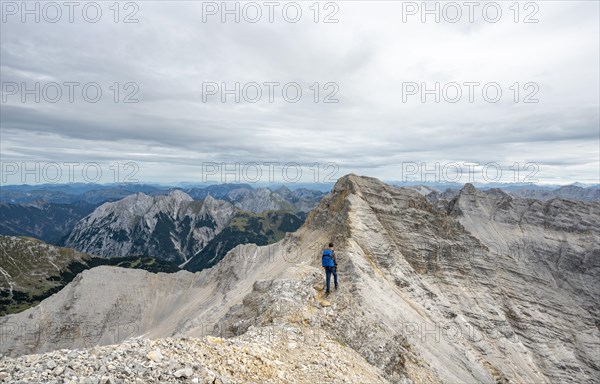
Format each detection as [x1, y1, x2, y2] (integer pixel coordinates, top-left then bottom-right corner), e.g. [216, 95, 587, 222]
[183, 209, 305, 272]
[0, 236, 179, 316]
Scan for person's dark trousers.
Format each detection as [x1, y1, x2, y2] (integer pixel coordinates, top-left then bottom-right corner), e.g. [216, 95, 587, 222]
[325, 266, 338, 293]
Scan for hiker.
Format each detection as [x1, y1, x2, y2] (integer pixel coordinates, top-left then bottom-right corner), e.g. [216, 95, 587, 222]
[322, 242, 338, 295]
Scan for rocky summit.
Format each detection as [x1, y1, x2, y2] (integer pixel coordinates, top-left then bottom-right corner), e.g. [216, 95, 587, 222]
[1, 174, 598, 383]
[63, 191, 236, 265]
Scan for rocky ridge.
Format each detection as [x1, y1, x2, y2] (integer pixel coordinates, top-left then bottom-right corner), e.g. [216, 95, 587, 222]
[64, 191, 235, 265]
[185, 184, 326, 214]
[0, 326, 388, 384]
[63, 190, 304, 272]
[1, 175, 598, 383]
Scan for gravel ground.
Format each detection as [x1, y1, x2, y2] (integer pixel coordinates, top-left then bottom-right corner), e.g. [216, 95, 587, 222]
[0, 324, 388, 384]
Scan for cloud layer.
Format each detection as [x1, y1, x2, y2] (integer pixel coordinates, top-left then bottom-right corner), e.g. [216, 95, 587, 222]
[1, 1, 599, 184]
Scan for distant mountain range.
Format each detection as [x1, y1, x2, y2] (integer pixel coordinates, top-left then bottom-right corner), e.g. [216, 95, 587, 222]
[186, 184, 324, 213]
[0, 182, 328, 207]
[63, 190, 305, 272]
[507, 184, 600, 201]
[0, 183, 164, 204]
[3, 181, 596, 206]
[0, 201, 98, 243]
[0, 183, 326, 246]
[406, 183, 599, 202]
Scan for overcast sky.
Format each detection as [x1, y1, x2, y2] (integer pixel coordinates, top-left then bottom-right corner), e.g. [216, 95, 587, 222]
[1, 1, 599, 185]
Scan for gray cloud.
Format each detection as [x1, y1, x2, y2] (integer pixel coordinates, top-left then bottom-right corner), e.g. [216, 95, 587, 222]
[1, 1, 598, 184]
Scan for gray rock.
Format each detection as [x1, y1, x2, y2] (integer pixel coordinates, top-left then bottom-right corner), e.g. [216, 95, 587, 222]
[173, 368, 193, 378]
[0, 174, 597, 384]
[64, 191, 236, 264]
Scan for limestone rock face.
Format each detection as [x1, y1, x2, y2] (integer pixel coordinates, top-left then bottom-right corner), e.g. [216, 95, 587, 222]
[64, 191, 236, 264]
[1, 174, 598, 384]
[227, 187, 295, 213]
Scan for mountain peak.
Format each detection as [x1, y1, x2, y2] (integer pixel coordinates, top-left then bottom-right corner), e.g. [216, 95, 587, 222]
[461, 182, 477, 193]
[274, 185, 291, 196]
[203, 193, 216, 202]
[64, 190, 235, 264]
[305, 174, 424, 234]
[332, 173, 386, 194]
[167, 189, 193, 202]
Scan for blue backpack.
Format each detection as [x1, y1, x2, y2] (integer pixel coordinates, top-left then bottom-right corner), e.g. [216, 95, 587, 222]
[322, 249, 335, 267]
